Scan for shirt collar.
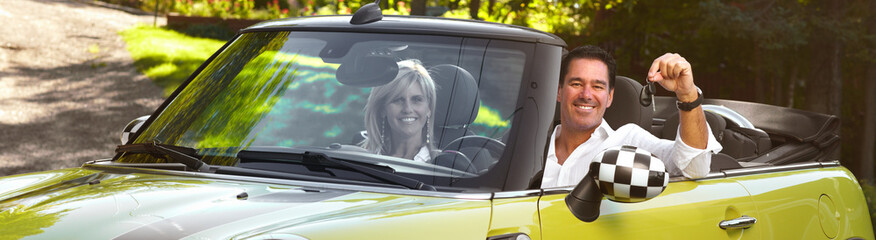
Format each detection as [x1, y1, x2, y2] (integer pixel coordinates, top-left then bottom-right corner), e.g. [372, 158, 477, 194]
[413, 146, 431, 163]
[547, 125, 561, 160]
[548, 119, 613, 161]
[594, 119, 614, 138]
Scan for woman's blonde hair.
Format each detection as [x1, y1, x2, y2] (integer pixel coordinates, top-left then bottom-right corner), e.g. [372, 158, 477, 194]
[361, 59, 437, 156]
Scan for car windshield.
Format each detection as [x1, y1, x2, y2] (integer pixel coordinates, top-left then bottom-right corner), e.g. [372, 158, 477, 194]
[116, 30, 533, 192]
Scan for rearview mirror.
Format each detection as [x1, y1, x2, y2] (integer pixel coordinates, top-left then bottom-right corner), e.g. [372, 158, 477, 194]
[335, 54, 398, 87]
[121, 115, 150, 144]
[565, 146, 668, 222]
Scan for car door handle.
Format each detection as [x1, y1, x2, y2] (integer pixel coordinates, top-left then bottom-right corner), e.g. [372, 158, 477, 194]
[719, 215, 757, 230]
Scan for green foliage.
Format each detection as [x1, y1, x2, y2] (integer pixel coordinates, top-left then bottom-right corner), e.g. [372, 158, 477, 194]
[112, 0, 294, 19]
[119, 25, 226, 96]
[171, 0, 257, 18]
[440, 8, 469, 19]
[473, 105, 508, 128]
[699, 0, 809, 50]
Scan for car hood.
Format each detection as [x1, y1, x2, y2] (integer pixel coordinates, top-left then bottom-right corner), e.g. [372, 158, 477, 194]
[0, 167, 491, 239]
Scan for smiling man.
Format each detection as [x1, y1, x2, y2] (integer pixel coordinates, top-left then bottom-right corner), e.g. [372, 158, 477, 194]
[541, 45, 723, 188]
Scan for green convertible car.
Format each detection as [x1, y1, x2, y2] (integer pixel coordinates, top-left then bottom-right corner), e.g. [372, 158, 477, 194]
[1, 2, 872, 239]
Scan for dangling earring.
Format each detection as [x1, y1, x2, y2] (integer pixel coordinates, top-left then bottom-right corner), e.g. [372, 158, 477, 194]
[381, 117, 389, 153]
[424, 117, 431, 145]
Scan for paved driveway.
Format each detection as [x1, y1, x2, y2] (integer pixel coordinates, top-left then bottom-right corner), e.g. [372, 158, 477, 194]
[0, 0, 164, 175]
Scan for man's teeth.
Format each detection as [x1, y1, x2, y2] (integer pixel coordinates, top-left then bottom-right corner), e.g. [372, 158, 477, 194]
[577, 106, 594, 110]
[401, 117, 416, 122]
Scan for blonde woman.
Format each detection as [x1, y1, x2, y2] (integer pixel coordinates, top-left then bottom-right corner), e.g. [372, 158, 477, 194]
[361, 59, 438, 162]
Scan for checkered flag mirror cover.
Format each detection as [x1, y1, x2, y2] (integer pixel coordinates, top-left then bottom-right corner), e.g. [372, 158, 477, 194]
[121, 115, 149, 144]
[589, 145, 669, 203]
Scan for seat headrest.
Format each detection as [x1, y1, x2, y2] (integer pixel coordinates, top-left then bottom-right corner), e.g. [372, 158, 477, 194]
[604, 76, 653, 130]
[430, 64, 480, 127]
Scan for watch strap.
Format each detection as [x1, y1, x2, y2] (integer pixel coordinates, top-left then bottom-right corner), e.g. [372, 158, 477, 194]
[676, 91, 703, 111]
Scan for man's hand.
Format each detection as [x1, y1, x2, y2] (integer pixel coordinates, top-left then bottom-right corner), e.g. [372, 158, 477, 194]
[648, 53, 708, 150]
[647, 53, 698, 102]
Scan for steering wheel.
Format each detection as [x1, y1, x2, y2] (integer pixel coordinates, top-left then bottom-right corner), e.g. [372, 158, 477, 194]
[432, 151, 477, 174]
[441, 135, 506, 173]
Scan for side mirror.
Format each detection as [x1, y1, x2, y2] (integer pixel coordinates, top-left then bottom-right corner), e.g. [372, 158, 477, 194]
[565, 146, 668, 222]
[121, 115, 150, 144]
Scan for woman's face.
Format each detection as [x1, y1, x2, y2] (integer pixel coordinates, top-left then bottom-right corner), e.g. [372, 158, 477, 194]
[385, 81, 431, 142]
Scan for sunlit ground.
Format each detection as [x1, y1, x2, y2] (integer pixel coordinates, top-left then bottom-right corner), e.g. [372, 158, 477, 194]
[0, 0, 165, 175]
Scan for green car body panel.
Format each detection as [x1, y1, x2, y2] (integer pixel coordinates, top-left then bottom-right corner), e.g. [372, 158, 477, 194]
[0, 163, 871, 239]
[0, 166, 492, 239]
[540, 165, 873, 239]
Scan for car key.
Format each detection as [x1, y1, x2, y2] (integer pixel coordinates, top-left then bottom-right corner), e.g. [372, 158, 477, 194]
[647, 80, 656, 111]
[639, 78, 657, 111]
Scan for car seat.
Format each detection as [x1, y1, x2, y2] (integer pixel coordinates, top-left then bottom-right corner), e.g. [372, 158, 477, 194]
[660, 110, 745, 171]
[660, 110, 727, 142]
[429, 64, 501, 172]
[603, 76, 654, 130]
[430, 64, 480, 149]
[661, 109, 771, 160]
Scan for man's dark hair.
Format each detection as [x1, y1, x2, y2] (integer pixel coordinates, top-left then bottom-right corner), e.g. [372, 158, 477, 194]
[559, 45, 616, 90]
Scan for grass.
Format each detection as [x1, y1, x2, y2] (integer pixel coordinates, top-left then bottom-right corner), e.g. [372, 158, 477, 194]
[119, 25, 226, 96]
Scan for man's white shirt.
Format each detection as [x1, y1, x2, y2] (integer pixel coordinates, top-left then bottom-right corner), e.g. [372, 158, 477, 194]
[541, 119, 722, 188]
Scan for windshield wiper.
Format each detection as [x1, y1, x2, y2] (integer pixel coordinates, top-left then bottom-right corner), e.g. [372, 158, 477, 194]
[115, 143, 210, 172]
[238, 150, 436, 191]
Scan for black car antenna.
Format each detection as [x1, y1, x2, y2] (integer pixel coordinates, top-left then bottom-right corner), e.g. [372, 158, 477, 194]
[350, 0, 383, 25]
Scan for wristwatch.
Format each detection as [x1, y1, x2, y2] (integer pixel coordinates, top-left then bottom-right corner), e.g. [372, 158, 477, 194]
[676, 87, 703, 111]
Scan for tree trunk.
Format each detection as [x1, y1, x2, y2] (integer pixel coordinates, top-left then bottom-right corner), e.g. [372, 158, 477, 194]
[588, 8, 610, 39]
[804, 33, 833, 114]
[827, 1, 843, 162]
[410, 0, 426, 15]
[829, 42, 843, 117]
[859, 0, 876, 184]
[827, 1, 843, 117]
[773, 66, 782, 106]
[805, 2, 846, 116]
[754, 50, 765, 103]
[469, 0, 480, 19]
[787, 65, 798, 108]
[861, 64, 876, 183]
